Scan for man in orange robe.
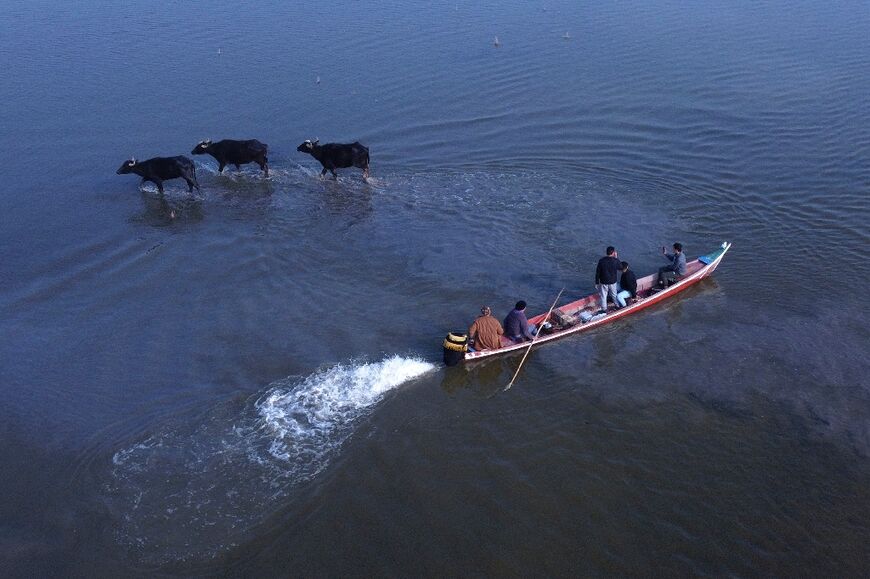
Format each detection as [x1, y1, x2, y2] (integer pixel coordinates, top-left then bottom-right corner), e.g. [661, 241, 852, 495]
[468, 306, 504, 351]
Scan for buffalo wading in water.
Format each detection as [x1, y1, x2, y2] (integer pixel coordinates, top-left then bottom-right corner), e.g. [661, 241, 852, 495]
[297, 139, 370, 180]
[116, 156, 200, 194]
[191, 139, 269, 176]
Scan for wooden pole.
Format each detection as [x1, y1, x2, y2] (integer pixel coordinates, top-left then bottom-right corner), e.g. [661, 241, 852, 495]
[505, 288, 565, 391]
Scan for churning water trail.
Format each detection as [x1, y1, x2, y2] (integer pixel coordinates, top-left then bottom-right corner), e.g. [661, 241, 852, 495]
[256, 355, 434, 468]
[105, 355, 435, 563]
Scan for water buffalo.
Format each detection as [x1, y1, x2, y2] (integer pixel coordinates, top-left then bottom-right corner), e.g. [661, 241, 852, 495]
[116, 156, 200, 194]
[297, 139, 370, 179]
[192, 139, 269, 176]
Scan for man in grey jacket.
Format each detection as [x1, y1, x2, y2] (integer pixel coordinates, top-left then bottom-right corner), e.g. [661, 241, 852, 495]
[658, 242, 687, 287]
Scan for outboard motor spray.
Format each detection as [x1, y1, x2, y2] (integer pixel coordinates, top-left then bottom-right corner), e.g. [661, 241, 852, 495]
[442, 332, 468, 366]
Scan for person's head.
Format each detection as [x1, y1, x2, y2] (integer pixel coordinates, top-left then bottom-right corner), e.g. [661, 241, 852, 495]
[606, 246, 616, 256]
[480, 305, 492, 316]
[515, 300, 527, 311]
[673, 242, 683, 253]
[621, 261, 629, 272]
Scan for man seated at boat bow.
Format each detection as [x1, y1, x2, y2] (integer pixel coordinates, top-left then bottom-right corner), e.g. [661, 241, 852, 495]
[658, 242, 687, 288]
[504, 300, 536, 343]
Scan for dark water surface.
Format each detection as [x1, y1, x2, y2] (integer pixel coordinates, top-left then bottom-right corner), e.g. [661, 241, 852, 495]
[2, 0, 869, 575]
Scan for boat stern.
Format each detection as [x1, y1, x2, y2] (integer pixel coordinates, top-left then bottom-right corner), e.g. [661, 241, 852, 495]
[443, 332, 469, 366]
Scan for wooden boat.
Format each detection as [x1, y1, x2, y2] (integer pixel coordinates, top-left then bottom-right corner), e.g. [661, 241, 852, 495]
[460, 242, 732, 362]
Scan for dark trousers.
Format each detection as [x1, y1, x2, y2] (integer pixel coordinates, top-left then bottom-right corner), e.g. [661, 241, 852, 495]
[658, 267, 677, 287]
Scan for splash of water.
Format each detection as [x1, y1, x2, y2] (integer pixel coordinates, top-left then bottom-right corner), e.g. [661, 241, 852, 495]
[258, 355, 433, 465]
[105, 355, 435, 563]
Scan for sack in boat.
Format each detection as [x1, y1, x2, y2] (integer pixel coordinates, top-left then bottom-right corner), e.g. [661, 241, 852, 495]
[552, 308, 578, 328]
[539, 321, 557, 335]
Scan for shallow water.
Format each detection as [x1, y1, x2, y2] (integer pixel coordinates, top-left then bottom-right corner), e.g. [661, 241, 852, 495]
[1, 0, 869, 576]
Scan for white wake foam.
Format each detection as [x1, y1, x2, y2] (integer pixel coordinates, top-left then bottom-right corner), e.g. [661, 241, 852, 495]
[256, 355, 434, 474]
[104, 355, 434, 563]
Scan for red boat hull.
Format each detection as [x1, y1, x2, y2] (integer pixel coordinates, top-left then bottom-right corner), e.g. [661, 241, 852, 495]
[462, 242, 732, 362]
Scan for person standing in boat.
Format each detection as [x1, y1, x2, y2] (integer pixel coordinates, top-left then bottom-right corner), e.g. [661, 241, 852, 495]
[504, 301, 536, 343]
[616, 261, 638, 307]
[658, 242, 687, 288]
[468, 306, 504, 351]
[595, 246, 623, 313]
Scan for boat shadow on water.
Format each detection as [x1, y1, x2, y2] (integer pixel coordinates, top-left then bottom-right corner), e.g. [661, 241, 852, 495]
[440, 349, 543, 397]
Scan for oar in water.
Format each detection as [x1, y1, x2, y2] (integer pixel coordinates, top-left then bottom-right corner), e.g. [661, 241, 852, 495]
[505, 288, 565, 391]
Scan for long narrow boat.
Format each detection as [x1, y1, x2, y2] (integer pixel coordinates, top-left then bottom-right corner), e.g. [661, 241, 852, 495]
[454, 242, 731, 363]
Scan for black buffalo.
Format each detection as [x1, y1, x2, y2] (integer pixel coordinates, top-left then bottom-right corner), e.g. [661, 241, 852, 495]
[116, 156, 200, 194]
[297, 139, 370, 179]
[192, 139, 269, 176]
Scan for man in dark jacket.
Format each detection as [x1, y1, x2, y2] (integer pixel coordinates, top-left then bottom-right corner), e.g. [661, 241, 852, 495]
[595, 246, 622, 313]
[504, 301, 536, 343]
[616, 261, 638, 307]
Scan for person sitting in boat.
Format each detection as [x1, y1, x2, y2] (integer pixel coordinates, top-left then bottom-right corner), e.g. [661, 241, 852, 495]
[595, 246, 623, 313]
[504, 300, 536, 343]
[615, 261, 638, 307]
[468, 306, 504, 351]
[658, 242, 687, 288]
